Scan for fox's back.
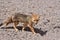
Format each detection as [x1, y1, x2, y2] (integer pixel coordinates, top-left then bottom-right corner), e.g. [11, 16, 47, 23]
[12, 13, 31, 23]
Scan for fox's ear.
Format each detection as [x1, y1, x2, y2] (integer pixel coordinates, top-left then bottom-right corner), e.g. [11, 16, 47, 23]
[29, 12, 35, 16]
[39, 14, 42, 19]
[31, 13, 37, 16]
[30, 12, 40, 16]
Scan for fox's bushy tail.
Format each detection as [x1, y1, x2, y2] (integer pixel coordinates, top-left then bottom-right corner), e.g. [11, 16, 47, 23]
[0, 23, 3, 26]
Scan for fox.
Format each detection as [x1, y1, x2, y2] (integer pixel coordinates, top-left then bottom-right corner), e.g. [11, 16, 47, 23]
[0, 12, 40, 34]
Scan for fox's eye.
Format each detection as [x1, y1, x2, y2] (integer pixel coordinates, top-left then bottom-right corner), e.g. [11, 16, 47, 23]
[36, 20, 39, 21]
[34, 20, 38, 21]
[34, 20, 35, 21]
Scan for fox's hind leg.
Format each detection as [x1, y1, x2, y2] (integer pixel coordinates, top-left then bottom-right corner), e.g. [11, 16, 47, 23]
[4, 22, 10, 31]
[3, 17, 12, 29]
[5, 22, 9, 27]
[13, 21, 19, 32]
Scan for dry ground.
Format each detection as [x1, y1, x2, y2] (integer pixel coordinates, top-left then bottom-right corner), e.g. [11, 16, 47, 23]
[0, 0, 60, 40]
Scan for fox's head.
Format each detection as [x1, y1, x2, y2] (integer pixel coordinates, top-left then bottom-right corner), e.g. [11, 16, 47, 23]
[31, 13, 40, 24]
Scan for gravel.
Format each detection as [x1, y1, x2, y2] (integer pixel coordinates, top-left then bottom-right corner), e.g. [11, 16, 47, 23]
[0, 0, 60, 40]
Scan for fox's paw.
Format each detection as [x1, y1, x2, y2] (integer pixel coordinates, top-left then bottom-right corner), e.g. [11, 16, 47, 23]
[33, 32, 36, 35]
[15, 29, 19, 32]
[32, 32, 36, 35]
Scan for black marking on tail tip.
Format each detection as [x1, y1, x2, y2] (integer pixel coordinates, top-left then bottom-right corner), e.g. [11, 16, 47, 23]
[0, 23, 3, 26]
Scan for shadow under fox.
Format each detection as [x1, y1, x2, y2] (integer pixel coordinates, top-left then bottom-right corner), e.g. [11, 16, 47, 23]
[0, 12, 40, 34]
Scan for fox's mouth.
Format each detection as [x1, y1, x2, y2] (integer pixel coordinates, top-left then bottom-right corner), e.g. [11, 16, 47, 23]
[33, 22, 38, 26]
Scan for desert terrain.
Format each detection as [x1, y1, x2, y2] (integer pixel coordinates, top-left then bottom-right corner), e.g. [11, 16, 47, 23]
[0, 0, 60, 40]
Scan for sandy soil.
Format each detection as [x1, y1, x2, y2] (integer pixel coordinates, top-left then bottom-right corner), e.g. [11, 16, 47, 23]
[0, 0, 60, 40]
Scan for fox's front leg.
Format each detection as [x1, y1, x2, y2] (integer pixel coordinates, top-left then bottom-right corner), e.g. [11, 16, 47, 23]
[13, 22, 19, 32]
[28, 24, 36, 34]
